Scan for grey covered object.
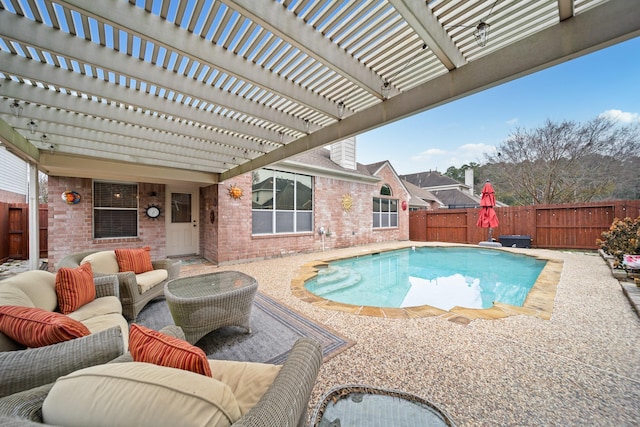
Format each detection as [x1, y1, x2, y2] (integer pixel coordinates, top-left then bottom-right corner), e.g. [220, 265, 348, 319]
[0, 326, 323, 427]
[0, 327, 125, 399]
[58, 250, 180, 321]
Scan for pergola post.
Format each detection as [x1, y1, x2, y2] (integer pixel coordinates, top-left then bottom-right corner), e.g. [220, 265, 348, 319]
[28, 162, 39, 271]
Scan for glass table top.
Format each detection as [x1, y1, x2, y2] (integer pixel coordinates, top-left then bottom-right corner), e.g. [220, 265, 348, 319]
[313, 385, 455, 427]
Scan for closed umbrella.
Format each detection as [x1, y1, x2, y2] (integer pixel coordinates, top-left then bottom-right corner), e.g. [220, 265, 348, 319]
[477, 180, 499, 241]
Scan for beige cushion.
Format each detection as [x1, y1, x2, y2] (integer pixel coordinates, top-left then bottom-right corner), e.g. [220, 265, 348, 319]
[0, 285, 35, 308]
[81, 251, 119, 274]
[66, 296, 122, 322]
[0, 270, 57, 311]
[42, 362, 241, 427]
[77, 313, 129, 352]
[136, 269, 168, 293]
[209, 359, 281, 416]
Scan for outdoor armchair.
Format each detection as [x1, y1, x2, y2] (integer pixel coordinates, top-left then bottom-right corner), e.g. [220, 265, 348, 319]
[0, 272, 128, 398]
[0, 326, 323, 427]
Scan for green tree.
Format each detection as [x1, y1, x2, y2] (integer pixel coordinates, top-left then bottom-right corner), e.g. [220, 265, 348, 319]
[444, 162, 481, 186]
[483, 117, 639, 205]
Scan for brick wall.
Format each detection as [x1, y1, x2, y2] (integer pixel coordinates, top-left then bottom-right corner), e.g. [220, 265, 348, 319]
[211, 164, 410, 264]
[47, 163, 410, 267]
[47, 177, 167, 269]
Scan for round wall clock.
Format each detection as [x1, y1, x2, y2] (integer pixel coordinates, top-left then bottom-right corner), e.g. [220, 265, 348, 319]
[145, 204, 161, 219]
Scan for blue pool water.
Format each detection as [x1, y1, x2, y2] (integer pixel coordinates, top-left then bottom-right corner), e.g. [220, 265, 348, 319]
[304, 247, 547, 311]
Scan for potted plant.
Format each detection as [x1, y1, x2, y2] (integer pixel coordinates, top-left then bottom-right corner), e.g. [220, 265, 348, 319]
[597, 216, 640, 272]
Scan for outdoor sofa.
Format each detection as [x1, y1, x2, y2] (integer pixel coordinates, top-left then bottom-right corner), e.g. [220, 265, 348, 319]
[0, 325, 324, 427]
[0, 270, 128, 398]
[58, 249, 180, 321]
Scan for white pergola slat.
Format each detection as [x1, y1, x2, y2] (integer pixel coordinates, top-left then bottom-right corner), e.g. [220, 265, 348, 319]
[0, 0, 637, 186]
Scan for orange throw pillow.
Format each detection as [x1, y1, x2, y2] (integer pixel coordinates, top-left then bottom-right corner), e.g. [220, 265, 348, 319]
[115, 247, 154, 274]
[0, 306, 90, 348]
[55, 263, 97, 314]
[129, 324, 212, 377]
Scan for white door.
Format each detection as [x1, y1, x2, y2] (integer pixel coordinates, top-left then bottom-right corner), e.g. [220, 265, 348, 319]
[166, 187, 199, 256]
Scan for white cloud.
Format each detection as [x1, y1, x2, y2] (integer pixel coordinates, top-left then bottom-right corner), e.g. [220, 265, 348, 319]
[410, 148, 447, 161]
[405, 144, 497, 173]
[506, 118, 519, 125]
[599, 109, 640, 123]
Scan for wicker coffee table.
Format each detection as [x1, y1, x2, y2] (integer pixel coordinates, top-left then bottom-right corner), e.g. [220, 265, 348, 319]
[164, 271, 258, 344]
[312, 385, 456, 427]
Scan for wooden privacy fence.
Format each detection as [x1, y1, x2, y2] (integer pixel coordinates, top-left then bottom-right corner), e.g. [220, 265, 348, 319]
[409, 200, 640, 250]
[0, 202, 48, 262]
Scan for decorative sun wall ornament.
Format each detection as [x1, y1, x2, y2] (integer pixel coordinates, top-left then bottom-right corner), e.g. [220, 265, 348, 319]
[341, 193, 353, 212]
[61, 190, 81, 205]
[228, 184, 243, 199]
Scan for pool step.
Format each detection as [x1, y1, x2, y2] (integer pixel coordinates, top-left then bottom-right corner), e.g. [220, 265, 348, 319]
[314, 266, 361, 295]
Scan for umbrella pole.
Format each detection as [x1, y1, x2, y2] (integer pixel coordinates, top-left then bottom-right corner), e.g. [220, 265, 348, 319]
[488, 227, 493, 242]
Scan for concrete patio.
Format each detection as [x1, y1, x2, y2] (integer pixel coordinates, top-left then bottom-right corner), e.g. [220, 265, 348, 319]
[181, 242, 640, 426]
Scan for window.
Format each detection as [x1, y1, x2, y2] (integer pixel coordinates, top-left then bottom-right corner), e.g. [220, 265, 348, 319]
[373, 185, 398, 229]
[252, 169, 313, 234]
[93, 181, 138, 238]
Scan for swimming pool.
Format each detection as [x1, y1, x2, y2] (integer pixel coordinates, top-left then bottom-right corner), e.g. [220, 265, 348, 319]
[303, 246, 547, 311]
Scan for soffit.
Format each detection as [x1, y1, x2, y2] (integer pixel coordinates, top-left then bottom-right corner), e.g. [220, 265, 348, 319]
[0, 0, 637, 184]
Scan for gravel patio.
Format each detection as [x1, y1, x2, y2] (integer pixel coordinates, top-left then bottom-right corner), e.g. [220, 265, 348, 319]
[181, 242, 640, 426]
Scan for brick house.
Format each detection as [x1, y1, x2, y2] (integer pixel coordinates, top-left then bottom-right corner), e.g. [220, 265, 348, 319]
[47, 139, 410, 268]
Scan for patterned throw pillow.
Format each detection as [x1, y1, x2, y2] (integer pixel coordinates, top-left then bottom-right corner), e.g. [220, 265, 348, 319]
[129, 324, 212, 377]
[55, 263, 96, 314]
[0, 305, 90, 347]
[114, 247, 154, 274]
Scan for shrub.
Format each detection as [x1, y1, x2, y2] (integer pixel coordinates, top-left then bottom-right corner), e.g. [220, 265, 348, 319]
[597, 216, 640, 268]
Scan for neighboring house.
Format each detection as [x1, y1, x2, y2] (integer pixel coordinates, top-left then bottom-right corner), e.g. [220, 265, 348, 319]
[0, 148, 28, 203]
[47, 138, 410, 268]
[401, 180, 444, 210]
[400, 170, 482, 208]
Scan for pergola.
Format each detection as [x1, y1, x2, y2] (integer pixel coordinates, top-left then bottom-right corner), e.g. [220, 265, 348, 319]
[1, 0, 639, 267]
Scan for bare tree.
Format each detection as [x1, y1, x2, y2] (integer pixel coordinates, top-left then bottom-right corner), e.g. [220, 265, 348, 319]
[484, 117, 639, 205]
[38, 172, 48, 204]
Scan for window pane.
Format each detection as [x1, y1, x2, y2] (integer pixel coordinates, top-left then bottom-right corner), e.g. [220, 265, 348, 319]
[275, 171, 295, 210]
[94, 210, 137, 238]
[252, 169, 274, 209]
[391, 213, 398, 227]
[296, 211, 312, 232]
[373, 212, 380, 228]
[381, 213, 389, 227]
[381, 199, 389, 213]
[93, 181, 138, 239]
[275, 211, 294, 233]
[252, 169, 313, 235]
[390, 200, 397, 212]
[380, 184, 392, 196]
[171, 193, 191, 223]
[94, 182, 137, 208]
[296, 175, 312, 210]
[373, 197, 380, 213]
[252, 211, 273, 234]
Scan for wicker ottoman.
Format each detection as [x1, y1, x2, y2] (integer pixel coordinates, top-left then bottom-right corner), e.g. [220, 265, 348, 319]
[164, 271, 258, 344]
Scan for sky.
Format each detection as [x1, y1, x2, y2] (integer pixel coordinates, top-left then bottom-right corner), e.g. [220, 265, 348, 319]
[356, 36, 640, 176]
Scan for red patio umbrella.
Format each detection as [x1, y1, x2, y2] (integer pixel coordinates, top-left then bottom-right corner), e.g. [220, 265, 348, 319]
[477, 180, 499, 241]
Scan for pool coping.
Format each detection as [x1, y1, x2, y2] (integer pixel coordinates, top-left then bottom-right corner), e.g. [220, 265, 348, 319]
[291, 244, 563, 325]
